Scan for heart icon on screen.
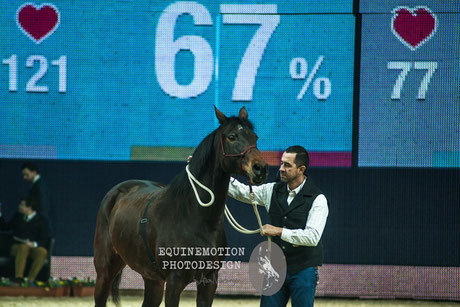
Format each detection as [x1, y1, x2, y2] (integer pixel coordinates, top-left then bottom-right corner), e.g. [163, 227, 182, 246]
[17, 3, 60, 44]
[391, 6, 437, 51]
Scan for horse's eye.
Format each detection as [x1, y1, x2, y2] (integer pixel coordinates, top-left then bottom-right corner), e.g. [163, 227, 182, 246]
[228, 135, 236, 141]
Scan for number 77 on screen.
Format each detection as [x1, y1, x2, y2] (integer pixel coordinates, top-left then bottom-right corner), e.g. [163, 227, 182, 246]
[155, 2, 280, 100]
[387, 61, 438, 100]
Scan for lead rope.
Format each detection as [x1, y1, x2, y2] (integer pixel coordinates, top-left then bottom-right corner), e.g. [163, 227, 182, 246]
[223, 190, 265, 236]
[186, 164, 271, 248]
[225, 186, 272, 251]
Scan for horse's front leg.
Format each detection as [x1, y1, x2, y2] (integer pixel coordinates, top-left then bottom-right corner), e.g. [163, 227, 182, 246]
[164, 271, 189, 307]
[196, 271, 218, 307]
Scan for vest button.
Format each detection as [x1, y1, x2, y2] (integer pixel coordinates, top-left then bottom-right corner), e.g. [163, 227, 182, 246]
[282, 246, 286, 250]
[283, 216, 287, 220]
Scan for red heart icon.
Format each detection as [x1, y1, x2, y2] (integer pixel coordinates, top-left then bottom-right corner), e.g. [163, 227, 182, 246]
[17, 3, 60, 44]
[391, 6, 437, 51]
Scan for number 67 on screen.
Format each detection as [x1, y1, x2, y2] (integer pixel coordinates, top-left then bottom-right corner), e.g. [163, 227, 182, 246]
[155, 2, 279, 101]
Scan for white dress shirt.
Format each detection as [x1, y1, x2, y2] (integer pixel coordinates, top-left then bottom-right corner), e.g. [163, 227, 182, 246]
[24, 211, 37, 222]
[228, 177, 329, 247]
[32, 174, 40, 184]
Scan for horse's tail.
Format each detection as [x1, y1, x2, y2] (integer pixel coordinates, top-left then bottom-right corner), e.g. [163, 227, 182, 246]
[111, 269, 123, 306]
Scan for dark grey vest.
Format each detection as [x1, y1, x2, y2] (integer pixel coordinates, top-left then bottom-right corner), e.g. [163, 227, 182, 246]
[268, 177, 324, 274]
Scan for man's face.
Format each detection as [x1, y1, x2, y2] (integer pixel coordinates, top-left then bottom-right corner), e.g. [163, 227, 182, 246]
[279, 152, 303, 184]
[22, 168, 36, 183]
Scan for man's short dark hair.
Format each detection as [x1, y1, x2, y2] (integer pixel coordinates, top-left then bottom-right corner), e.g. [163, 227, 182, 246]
[285, 145, 309, 169]
[21, 196, 39, 211]
[21, 162, 39, 172]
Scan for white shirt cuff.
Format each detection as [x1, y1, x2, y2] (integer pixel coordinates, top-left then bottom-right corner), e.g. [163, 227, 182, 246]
[280, 228, 291, 242]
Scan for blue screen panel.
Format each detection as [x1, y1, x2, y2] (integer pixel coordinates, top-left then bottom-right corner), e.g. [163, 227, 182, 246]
[0, 1, 354, 163]
[358, 1, 460, 167]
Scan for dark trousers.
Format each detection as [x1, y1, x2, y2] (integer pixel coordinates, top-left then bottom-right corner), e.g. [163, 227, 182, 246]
[261, 267, 318, 307]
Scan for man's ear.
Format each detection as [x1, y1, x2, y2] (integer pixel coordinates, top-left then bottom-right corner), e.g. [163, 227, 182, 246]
[298, 165, 307, 174]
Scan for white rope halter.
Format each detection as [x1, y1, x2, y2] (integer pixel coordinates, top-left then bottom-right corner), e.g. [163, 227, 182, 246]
[185, 164, 266, 237]
[185, 164, 215, 207]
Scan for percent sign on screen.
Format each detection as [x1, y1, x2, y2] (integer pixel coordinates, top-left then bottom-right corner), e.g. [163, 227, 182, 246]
[289, 56, 331, 100]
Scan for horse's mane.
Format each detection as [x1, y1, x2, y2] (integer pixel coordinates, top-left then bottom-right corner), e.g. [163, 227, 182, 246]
[164, 116, 254, 200]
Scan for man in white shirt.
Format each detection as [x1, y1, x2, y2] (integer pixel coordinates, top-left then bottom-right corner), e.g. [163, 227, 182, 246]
[228, 145, 328, 307]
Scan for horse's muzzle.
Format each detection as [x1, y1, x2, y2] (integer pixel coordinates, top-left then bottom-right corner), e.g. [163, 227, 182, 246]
[251, 162, 268, 185]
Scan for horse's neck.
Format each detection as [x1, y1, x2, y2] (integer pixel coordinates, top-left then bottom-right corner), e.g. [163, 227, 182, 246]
[190, 159, 230, 220]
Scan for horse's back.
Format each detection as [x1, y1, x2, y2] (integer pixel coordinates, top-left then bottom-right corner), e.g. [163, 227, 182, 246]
[95, 179, 163, 241]
[94, 179, 163, 255]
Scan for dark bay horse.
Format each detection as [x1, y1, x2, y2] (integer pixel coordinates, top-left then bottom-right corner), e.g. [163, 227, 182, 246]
[93, 107, 268, 307]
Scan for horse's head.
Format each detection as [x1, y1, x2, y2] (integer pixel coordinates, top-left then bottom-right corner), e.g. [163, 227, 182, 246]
[215, 106, 268, 185]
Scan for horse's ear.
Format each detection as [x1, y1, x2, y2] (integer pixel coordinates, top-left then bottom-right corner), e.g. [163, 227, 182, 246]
[238, 106, 248, 120]
[214, 105, 227, 125]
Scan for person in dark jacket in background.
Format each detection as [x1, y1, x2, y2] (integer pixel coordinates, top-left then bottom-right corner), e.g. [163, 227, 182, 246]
[21, 162, 50, 221]
[0, 196, 49, 284]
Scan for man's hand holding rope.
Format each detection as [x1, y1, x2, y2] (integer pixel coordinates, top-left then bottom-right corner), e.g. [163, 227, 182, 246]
[262, 224, 282, 237]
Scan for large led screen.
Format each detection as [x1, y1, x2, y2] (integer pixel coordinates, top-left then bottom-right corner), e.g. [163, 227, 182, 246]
[1, 1, 354, 165]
